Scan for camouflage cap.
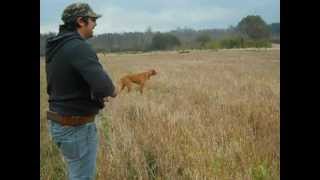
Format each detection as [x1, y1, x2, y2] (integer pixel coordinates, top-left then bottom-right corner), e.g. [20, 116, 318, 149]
[61, 3, 102, 23]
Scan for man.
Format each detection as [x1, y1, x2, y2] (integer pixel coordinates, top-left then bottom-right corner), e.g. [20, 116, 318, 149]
[45, 3, 117, 180]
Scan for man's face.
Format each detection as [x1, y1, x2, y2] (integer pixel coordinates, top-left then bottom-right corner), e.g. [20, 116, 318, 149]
[78, 17, 97, 39]
[84, 17, 97, 38]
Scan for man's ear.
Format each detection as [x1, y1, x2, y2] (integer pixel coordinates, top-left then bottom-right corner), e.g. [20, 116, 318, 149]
[76, 17, 84, 27]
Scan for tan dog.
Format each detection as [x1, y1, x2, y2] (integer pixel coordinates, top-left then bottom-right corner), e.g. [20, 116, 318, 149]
[119, 69, 157, 94]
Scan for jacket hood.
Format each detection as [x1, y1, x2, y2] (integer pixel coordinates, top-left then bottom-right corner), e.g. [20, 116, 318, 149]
[45, 31, 83, 63]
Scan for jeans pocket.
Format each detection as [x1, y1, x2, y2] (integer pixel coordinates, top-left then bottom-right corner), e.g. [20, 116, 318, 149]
[59, 140, 80, 161]
[53, 123, 97, 161]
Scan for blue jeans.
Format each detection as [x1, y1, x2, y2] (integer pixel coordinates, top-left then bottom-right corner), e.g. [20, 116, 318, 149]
[49, 119, 99, 180]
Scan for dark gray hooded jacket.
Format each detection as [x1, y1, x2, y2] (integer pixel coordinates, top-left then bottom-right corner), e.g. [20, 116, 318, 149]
[45, 31, 115, 116]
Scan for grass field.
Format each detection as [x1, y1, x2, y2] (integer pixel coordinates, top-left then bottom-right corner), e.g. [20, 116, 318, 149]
[40, 48, 280, 180]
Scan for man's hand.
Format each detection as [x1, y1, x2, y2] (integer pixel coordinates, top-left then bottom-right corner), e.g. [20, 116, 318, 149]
[110, 88, 118, 98]
[103, 88, 118, 102]
[103, 96, 110, 102]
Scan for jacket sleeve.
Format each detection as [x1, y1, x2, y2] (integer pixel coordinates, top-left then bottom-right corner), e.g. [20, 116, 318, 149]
[69, 41, 115, 100]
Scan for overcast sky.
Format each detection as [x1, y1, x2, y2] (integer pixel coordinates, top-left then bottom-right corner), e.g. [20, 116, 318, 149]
[40, 0, 280, 35]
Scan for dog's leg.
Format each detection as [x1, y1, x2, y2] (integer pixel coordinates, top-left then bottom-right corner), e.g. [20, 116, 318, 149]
[119, 83, 125, 93]
[139, 82, 145, 94]
[118, 79, 127, 94]
[127, 82, 132, 93]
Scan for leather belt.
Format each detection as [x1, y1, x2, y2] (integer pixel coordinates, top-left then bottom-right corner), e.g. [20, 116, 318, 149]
[47, 111, 95, 126]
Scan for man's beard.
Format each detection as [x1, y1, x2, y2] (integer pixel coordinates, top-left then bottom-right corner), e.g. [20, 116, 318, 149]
[86, 31, 93, 39]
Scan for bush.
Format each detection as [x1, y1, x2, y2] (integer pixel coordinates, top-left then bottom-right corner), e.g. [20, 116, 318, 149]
[220, 37, 244, 49]
[196, 34, 211, 48]
[243, 39, 272, 48]
[207, 40, 221, 50]
[206, 37, 272, 50]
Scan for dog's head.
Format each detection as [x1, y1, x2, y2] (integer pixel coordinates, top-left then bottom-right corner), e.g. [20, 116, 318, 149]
[149, 69, 157, 76]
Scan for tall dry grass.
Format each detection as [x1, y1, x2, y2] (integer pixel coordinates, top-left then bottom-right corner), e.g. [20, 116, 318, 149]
[40, 48, 280, 180]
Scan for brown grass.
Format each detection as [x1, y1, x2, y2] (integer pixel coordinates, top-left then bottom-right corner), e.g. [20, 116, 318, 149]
[40, 48, 280, 180]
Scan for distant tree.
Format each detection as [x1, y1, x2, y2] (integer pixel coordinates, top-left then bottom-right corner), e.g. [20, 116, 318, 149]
[41, 23, 277, 55]
[142, 26, 154, 51]
[196, 34, 211, 47]
[237, 15, 271, 40]
[151, 33, 167, 50]
[146, 26, 152, 34]
[269, 23, 280, 35]
[151, 33, 181, 50]
[269, 22, 280, 43]
[227, 25, 236, 33]
[166, 34, 181, 48]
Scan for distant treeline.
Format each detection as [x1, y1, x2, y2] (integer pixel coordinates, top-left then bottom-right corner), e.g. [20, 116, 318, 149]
[40, 16, 279, 56]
